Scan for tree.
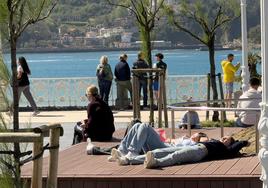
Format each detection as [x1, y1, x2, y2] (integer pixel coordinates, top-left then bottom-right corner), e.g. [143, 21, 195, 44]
[248, 52, 261, 79]
[166, 0, 239, 121]
[0, 1, 57, 187]
[107, 0, 164, 125]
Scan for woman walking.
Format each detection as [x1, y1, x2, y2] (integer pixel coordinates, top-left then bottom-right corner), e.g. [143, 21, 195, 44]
[17, 56, 39, 116]
[96, 56, 113, 104]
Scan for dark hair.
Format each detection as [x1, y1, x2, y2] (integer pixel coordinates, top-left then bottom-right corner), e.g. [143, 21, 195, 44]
[230, 137, 235, 145]
[155, 53, 164, 59]
[198, 132, 207, 138]
[227, 54, 234, 58]
[250, 77, 261, 86]
[18, 57, 31, 75]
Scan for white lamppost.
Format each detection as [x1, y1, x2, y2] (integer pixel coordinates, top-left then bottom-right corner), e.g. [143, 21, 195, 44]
[259, 0, 268, 187]
[240, 0, 249, 93]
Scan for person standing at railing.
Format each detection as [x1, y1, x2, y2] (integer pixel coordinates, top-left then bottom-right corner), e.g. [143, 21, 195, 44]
[114, 54, 132, 110]
[133, 52, 149, 108]
[17, 56, 39, 116]
[153, 53, 167, 108]
[236, 77, 262, 127]
[96, 56, 113, 104]
[221, 54, 240, 108]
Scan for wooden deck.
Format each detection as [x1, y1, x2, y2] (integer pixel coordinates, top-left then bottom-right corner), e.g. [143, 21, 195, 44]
[21, 127, 262, 188]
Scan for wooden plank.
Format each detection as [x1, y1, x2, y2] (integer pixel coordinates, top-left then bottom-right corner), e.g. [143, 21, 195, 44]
[96, 181, 108, 188]
[226, 157, 252, 175]
[184, 181, 198, 188]
[159, 181, 172, 188]
[172, 181, 184, 188]
[146, 180, 160, 188]
[84, 181, 96, 188]
[71, 180, 84, 188]
[211, 181, 223, 188]
[134, 180, 146, 188]
[238, 156, 259, 175]
[108, 181, 121, 188]
[198, 180, 211, 188]
[237, 180, 250, 188]
[250, 179, 262, 188]
[252, 163, 261, 175]
[223, 181, 237, 188]
[121, 181, 134, 188]
[200, 160, 226, 175]
[187, 161, 213, 175]
[174, 163, 199, 175]
[213, 159, 239, 175]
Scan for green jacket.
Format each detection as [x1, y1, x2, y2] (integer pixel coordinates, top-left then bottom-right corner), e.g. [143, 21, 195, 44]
[96, 64, 113, 81]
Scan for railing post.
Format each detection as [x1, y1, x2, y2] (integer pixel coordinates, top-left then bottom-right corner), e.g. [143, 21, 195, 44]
[47, 128, 61, 188]
[162, 74, 168, 128]
[256, 114, 260, 154]
[206, 73, 211, 120]
[220, 110, 224, 138]
[171, 109, 175, 139]
[158, 75, 163, 128]
[187, 111, 191, 137]
[31, 137, 44, 188]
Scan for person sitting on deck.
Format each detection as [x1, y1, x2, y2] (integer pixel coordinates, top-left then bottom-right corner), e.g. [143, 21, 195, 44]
[235, 77, 262, 127]
[72, 85, 115, 144]
[108, 122, 208, 163]
[178, 97, 201, 129]
[143, 136, 249, 169]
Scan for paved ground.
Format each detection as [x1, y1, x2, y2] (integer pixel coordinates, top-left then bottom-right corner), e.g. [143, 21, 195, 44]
[2, 110, 237, 151]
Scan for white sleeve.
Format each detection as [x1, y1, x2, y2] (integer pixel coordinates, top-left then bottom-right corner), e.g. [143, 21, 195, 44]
[153, 63, 157, 68]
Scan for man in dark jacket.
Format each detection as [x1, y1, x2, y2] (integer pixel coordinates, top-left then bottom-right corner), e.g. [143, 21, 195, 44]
[114, 54, 132, 109]
[133, 52, 149, 107]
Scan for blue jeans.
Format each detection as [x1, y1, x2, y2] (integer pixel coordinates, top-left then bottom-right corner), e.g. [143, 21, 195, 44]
[155, 144, 208, 167]
[118, 123, 169, 155]
[98, 80, 112, 104]
[139, 79, 148, 106]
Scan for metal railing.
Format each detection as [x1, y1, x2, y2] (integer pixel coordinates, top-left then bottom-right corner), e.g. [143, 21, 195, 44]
[11, 75, 241, 107]
[168, 105, 261, 153]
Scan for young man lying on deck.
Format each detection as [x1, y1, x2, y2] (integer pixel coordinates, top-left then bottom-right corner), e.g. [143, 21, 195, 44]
[142, 136, 249, 169]
[108, 122, 208, 163]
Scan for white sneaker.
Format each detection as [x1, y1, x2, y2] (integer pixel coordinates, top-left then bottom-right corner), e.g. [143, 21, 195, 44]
[108, 148, 123, 162]
[125, 151, 138, 159]
[118, 156, 129, 166]
[144, 151, 157, 169]
[86, 138, 94, 155]
[32, 111, 40, 116]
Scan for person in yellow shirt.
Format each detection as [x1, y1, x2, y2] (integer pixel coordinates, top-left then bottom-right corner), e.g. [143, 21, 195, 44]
[221, 54, 240, 108]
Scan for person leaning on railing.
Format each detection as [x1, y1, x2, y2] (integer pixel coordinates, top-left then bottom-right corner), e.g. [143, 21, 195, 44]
[236, 77, 262, 127]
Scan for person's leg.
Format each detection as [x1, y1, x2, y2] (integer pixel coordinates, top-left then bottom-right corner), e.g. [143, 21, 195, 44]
[98, 80, 104, 101]
[116, 81, 124, 109]
[103, 80, 112, 104]
[126, 80, 133, 104]
[22, 85, 37, 111]
[127, 123, 168, 154]
[146, 144, 207, 168]
[140, 80, 148, 107]
[120, 81, 129, 108]
[18, 86, 25, 103]
[128, 146, 184, 165]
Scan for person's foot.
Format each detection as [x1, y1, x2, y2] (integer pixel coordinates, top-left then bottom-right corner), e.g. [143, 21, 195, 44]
[32, 111, 40, 116]
[108, 148, 124, 162]
[117, 156, 129, 165]
[144, 151, 157, 169]
[125, 151, 138, 159]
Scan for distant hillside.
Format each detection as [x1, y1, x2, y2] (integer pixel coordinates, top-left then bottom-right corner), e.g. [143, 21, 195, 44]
[15, 0, 261, 49]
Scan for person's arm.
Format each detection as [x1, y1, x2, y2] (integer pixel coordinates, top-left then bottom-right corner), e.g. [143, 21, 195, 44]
[227, 140, 249, 156]
[17, 66, 23, 79]
[181, 112, 188, 124]
[85, 103, 97, 130]
[228, 63, 240, 73]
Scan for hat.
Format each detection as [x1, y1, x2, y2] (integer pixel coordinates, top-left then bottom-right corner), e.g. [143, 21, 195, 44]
[86, 85, 99, 96]
[155, 53, 164, 59]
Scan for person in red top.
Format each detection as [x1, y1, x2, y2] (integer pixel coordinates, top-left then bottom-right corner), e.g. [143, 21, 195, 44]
[73, 85, 115, 144]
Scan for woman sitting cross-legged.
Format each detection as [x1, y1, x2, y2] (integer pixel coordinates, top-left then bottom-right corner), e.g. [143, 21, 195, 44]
[108, 122, 208, 164]
[143, 136, 249, 169]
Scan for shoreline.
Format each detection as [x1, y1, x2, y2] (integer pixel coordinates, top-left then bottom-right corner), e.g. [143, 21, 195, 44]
[3, 45, 235, 54]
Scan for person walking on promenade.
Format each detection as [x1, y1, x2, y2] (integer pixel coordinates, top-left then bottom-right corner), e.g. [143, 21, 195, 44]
[153, 53, 167, 106]
[73, 85, 115, 144]
[114, 54, 132, 110]
[17, 56, 39, 116]
[133, 52, 149, 108]
[96, 55, 113, 104]
[221, 54, 240, 107]
[236, 77, 262, 127]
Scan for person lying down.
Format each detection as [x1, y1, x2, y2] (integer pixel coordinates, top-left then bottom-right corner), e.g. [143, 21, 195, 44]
[108, 122, 249, 168]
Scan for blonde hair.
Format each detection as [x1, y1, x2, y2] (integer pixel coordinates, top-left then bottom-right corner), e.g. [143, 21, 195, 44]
[138, 51, 144, 59]
[86, 85, 98, 96]
[100, 55, 108, 65]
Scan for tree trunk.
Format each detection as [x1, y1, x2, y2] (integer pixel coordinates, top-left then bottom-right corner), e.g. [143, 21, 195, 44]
[144, 29, 154, 125]
[9, 20, 22, 188]
[208, 39, 219, 121]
